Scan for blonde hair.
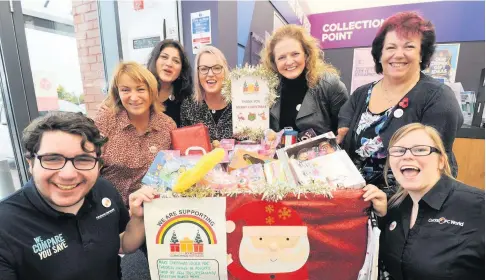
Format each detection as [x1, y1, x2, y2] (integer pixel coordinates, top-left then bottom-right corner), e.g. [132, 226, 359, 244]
[385, 123, 453, 207]
[193, 45, 229, 103]
[260, 24, 339, 88]
[105, 61, 164, 114]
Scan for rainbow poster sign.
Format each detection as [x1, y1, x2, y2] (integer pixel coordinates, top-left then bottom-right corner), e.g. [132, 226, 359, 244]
[144, 197, 228, 280]
[156, 215, 217, 245]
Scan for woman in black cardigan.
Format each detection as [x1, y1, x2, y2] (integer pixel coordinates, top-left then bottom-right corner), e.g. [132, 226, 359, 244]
[338, 12, 463, 196]
[260, 24, 348, 135]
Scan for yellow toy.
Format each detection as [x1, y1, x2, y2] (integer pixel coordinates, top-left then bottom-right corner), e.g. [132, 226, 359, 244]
[172, 148, 226, 193]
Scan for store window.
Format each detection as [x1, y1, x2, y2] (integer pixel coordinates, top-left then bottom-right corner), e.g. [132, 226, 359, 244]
[0, 97, 21, 199]
[21, 0, 87, 115]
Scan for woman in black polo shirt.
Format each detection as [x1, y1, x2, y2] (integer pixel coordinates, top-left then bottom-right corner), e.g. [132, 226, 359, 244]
[378, 123, 484, 280]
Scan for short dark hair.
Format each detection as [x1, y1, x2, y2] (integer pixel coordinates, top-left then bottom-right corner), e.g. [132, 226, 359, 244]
[371, 11, 436, 74]
[146, 39, 193, 103]
[22, 112, 107, 158]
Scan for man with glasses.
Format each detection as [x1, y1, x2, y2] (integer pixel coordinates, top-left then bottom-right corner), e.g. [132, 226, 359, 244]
[0, 112, 157, 280]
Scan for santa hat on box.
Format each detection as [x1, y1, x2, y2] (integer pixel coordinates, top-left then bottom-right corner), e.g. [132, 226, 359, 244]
[227, 201, 307, 236]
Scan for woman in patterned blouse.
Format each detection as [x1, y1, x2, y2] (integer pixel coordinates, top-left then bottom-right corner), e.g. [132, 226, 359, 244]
[338, 12, 462, 196]
[180, 45, 233, 141]
[95, 62, 176, 204]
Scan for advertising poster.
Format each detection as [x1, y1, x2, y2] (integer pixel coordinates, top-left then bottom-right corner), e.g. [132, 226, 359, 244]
[350, 48, 382, 94]
[191, 10, 212, 54]
[423, 43, 460, 83]
[144, 197, 228, 280]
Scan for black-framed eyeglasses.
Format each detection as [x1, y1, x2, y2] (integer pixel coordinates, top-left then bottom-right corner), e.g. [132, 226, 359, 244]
[197, 65, 223, 75]
[34, 154, 100, 170]
[388, 145, 441, 157]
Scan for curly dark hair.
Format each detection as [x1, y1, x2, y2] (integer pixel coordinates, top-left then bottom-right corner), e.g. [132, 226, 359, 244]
[146, 39, 193, 102]
[371, 11, 436, 74]
[22, 112, 107, 158]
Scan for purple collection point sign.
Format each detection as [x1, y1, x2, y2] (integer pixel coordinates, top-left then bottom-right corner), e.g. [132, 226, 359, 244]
[308, 1, 485, 49]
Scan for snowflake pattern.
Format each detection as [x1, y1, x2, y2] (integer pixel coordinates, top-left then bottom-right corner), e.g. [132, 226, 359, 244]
[265, 205, 274, 214]
[278, 207, 292, 220]
[265, 216, 275, 225]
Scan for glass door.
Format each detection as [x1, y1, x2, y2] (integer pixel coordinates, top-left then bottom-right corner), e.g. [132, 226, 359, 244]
[0, 85, 21, 199]
[20, 0, 86, 116]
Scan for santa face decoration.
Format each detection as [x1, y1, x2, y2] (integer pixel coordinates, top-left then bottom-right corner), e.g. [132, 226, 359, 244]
[227, 201, 310, 279]
[239, 225, 310, 273]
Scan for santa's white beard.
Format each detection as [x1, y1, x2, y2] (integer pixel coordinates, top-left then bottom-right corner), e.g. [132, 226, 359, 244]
[239, 236, 310, 273]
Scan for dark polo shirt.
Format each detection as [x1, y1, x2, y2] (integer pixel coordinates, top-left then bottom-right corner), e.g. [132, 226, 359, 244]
[380, 175, 485, 280]
[0, 178, 130, 280]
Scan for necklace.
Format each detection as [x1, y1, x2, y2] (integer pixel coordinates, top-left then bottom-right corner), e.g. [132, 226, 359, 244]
[211, 109, 216, 114]
[381, 81, 396, 103]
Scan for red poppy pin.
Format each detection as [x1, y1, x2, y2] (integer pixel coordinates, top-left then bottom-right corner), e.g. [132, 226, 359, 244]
[399, 97, 409, 109]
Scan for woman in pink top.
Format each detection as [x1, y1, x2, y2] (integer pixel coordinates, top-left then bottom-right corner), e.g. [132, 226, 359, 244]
[95, 62, 176, 204]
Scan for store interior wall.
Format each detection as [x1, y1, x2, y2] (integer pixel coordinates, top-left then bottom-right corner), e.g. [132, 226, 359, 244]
[180, 1, 219, 67]
[181, 0, 298, 69]
[324, 41, 486, 94]
[301, 0, 442, 14]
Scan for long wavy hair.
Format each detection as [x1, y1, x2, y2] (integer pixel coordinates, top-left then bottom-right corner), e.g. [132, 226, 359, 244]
[146, 39, 193, 103]
[385, 123, 452, 208]
[260, 24, 339, 89]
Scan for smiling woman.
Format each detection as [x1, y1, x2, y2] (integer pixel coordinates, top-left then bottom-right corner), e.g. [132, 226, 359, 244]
[180, 46, 233, 141]
[377, 123, 485, 280]
[146, 39, 193, 127]
[260, 24, 348, 136]
[338, 11, 463, 197]
[95, 62, 176, 204]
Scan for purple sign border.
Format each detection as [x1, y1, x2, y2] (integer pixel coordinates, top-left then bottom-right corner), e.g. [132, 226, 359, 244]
[308, 1, 485, 49]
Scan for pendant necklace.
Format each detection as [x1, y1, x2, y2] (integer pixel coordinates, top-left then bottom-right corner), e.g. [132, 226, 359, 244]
[168, 87, 175, 101]
[381, 81, 395, 103]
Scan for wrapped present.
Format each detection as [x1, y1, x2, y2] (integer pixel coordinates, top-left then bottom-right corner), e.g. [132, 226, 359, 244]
[171, 123, 212, 155]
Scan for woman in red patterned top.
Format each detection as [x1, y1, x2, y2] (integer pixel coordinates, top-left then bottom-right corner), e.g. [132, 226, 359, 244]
[95, 62, 176, 204]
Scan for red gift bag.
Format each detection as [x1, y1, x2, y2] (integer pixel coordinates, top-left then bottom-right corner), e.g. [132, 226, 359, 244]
[225, 190, 369, 280]
[170, 123, 212, 155]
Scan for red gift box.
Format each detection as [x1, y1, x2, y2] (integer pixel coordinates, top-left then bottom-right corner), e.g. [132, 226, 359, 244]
[225, 190, 368, 280]
[170, 123, 212, 156]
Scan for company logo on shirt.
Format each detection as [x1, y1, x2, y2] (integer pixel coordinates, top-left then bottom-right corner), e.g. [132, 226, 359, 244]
[96, 208, 115, 220]
[31, 233, 69, 260]
[428, 217, 464, 227]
